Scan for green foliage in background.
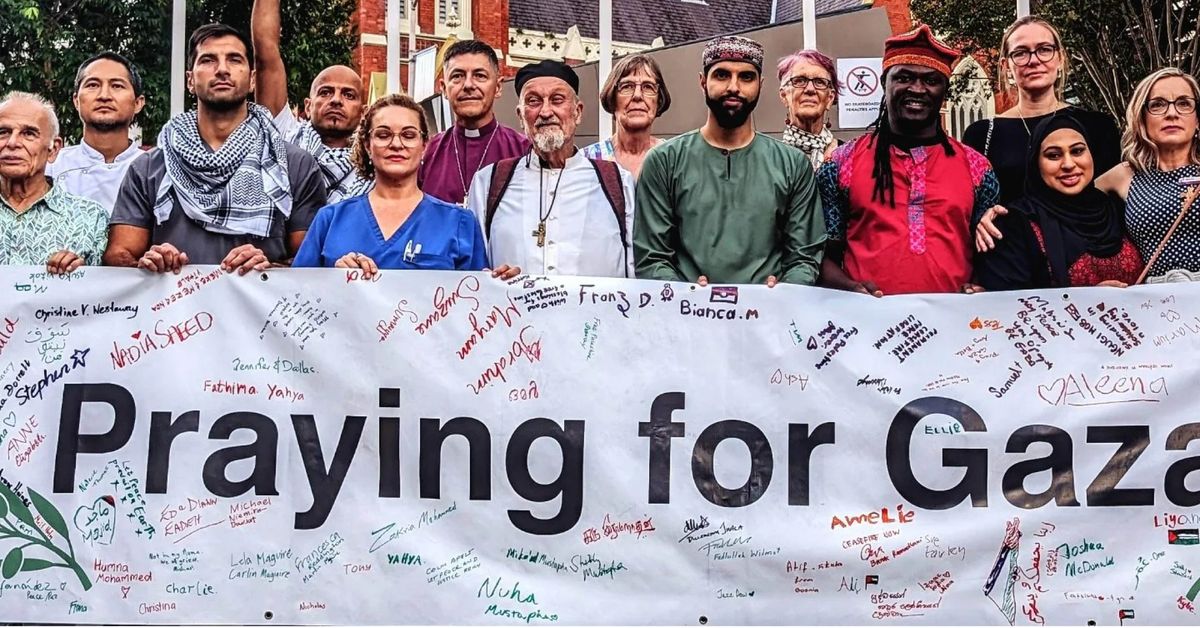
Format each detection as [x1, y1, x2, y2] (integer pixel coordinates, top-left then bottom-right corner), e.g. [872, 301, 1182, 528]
[912, 0, 1200, 124]
[0, 0, 356, 143]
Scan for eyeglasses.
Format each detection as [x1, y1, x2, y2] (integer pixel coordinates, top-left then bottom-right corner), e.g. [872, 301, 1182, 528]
[1007, 44, 1059, 67]
[370, 128, 424, 147]
[616, 81, 659, 97]
[1146, 96, 1197, 116]
[783, 76, 833, 91]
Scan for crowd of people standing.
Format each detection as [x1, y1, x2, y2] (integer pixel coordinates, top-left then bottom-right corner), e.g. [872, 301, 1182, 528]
[2, 7, 1198, 296]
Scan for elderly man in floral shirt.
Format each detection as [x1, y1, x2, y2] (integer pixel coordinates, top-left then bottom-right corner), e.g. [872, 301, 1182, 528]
[0, 92, 109, 275]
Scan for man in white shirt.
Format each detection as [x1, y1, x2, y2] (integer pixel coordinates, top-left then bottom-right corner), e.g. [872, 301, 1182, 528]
[466, 60, 635, 278]
[251, 0, 369, 203]
[46, 52, 145, 215]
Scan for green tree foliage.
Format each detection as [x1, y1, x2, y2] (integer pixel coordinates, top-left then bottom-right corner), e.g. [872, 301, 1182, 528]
[0, 0, 355, 143]
[912, 0, 1200, 123]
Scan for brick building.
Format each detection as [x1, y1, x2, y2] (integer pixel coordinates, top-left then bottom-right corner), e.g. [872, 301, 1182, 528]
[352, 0, 917, 96]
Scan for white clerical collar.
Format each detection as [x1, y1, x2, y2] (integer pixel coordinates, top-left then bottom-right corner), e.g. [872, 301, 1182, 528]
[464, 128, 481, 138]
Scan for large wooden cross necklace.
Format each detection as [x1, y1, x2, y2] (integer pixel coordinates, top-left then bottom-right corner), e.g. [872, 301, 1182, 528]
[533, 162, 567, 247]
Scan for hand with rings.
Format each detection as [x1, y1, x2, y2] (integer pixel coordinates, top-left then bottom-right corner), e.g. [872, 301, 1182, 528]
[335, 251, 379, 279]
[221, 244, 271, 275]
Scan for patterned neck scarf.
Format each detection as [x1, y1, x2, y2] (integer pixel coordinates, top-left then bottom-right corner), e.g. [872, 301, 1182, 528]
[290, 121, 372, 202]
[782, 122, 835, 169]
[155, 103, 291, 237]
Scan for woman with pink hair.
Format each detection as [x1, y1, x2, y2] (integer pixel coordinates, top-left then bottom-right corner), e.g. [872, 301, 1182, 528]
[776, 49, 841, 169]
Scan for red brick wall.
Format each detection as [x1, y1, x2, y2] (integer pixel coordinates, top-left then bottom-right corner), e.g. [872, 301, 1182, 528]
[355, 0, 517, 86]
[473, 0, 515, 76]
[874, 0, 914, 35]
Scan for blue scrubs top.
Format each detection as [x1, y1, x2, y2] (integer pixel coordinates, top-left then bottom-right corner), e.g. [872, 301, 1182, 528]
[293, 193, 489, 270]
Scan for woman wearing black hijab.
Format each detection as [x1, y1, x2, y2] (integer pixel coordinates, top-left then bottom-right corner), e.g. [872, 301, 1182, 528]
[975, 115, 1144, 290]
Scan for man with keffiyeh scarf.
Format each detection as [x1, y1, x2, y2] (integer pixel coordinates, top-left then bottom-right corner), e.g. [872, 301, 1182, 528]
[105, 23, 327, 274]
[252, 0, 370, 203]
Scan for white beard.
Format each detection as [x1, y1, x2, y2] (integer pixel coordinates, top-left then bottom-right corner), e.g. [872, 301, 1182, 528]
[532, 126, 567, 154]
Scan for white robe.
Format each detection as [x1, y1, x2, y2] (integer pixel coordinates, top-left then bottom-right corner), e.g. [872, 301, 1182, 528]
[467, 150, 635, 278]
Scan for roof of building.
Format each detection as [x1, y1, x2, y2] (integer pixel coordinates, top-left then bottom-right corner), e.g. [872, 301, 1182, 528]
[509, 0, 874, 46]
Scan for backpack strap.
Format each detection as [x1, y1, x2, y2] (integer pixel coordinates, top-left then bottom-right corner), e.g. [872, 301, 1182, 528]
[588, 158, 628, 249]
[588, 158, 630, 277]
[485, 157, 522, 240]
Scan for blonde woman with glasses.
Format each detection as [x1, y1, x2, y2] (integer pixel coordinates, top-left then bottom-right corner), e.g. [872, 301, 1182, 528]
[1095, 68, 1200, 280]
[965, 16, 1121, 212]
[583, 54, 671, 178]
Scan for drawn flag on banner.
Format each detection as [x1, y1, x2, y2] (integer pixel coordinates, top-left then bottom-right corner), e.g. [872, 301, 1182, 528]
[1169, 529, 1199, 545]
[1119, 609, 1135, 619]
[710, 286, 739, 304]
[865, 575, 879, 585]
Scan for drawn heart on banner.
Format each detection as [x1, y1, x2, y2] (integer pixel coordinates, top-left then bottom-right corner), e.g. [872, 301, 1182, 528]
[72, 497, 116, 546]
[121, 586, 131, 598]
[1036, 379, 1066, 406]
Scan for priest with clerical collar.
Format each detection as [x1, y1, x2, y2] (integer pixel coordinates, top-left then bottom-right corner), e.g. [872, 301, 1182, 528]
[465, 59, 636, 278]
[419, 40, 530, 206]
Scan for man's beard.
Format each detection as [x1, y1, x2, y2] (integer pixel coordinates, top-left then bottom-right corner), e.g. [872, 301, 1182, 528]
[706, 94, 758, 129]
[86, 116, 134, 133]
[199, 91, 249, 112]
[531, 125, 567, 154]
[312, 117, 356, 142]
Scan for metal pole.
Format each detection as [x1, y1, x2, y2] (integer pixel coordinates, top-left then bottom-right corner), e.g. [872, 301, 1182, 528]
[387, 0, 401, 93]
[598, 0, 613, 140]
[1017, 0, 1031, 17]
[408, 0, 418, 94]
[802, 0, 817, 50]
[170, 0, 186, 115]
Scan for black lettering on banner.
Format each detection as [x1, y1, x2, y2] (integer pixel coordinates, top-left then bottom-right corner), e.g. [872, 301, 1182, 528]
[379, 388, 402, 498]
[1165, 422, 1200, 507]
[1085, 425, 1154, 506]
[379, 417, 401, 498]
[692, 420, 772, 507]
[638, 392, 686, 504]
[53, 383, 136, 493]
[886, 396, 988, 509]
[291, 414, 364, 529]
[146, 410, 200, 493]
[1002, 425, 1080, 508]
[788, 422, 836, 506]
[505, 418, 585, 535]
[202, 412, 279, 499]
[419, 417, 491, 500]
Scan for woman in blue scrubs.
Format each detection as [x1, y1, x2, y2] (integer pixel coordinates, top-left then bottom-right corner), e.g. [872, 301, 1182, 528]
[294, 94, 516, 279]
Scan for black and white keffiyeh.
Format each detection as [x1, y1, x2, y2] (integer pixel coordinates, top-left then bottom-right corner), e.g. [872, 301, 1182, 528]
[782, 123, 835, 170]
[155, 103, 291, 237]
[290, 122, 372, 202]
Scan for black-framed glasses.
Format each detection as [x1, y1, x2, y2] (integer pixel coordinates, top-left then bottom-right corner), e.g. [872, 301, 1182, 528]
[1007, 44, 1059, 67]
[1146, 96, 1197, 116]
[784, 76, 833, 91]
[616, 81, 659, 97]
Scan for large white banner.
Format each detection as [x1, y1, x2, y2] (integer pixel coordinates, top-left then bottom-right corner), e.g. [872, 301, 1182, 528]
[0, 266, 1198, 625]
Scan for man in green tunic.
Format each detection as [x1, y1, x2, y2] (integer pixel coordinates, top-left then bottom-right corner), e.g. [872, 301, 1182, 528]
[634, 35, 825, 286]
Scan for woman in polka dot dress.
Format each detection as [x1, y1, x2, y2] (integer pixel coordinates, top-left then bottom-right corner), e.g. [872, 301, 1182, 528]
[1096, 68, 1200, 280]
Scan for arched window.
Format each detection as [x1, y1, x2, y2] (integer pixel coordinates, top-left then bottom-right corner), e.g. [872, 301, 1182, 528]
[947, 56, 994, 140]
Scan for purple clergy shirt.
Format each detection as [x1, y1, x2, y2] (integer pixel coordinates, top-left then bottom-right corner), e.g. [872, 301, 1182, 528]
[419, 118, 531, 205]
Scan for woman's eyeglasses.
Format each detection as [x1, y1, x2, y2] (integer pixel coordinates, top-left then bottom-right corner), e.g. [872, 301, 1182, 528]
[1146, 96, 1197, 116]
[783, 76, 833, 91]
[616, 81, 659, 97]
[1007, 44, 1059, 67]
